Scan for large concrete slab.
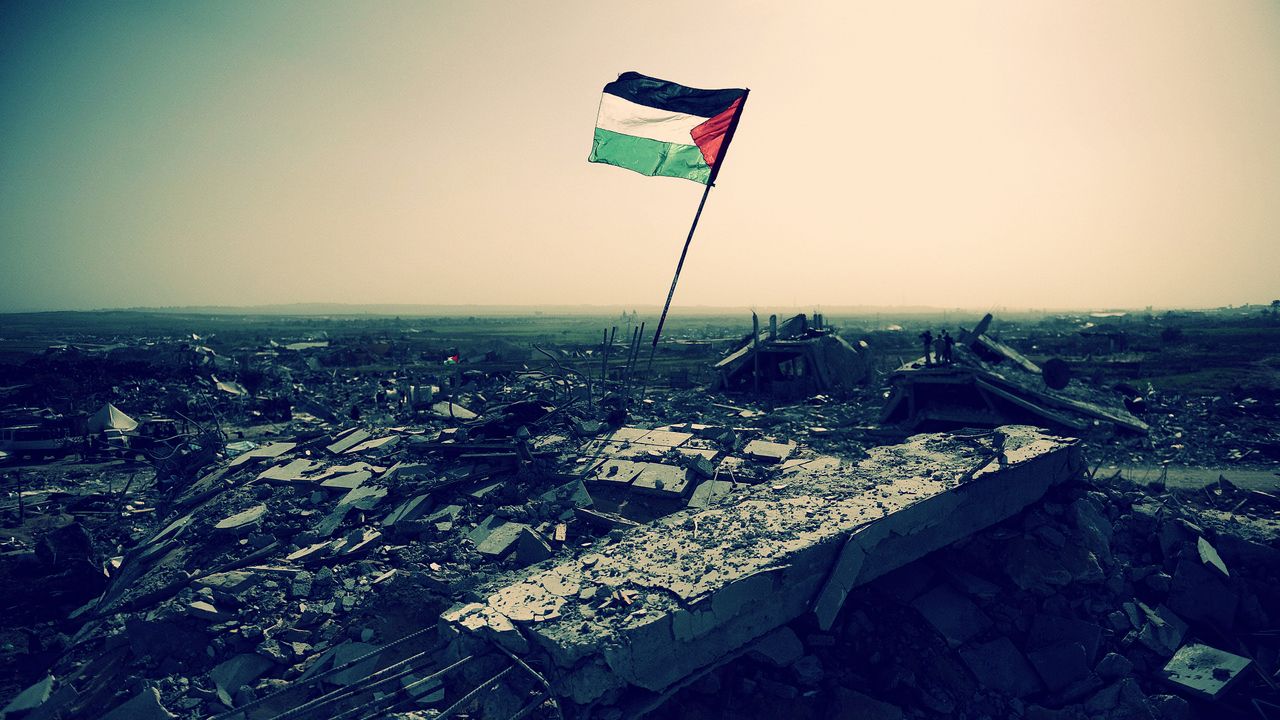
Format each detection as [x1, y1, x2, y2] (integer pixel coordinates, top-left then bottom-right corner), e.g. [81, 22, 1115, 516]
[442, 426, 1081, 708]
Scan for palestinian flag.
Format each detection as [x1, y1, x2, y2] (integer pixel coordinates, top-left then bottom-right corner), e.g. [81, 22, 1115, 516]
[589, 72, 747, 185]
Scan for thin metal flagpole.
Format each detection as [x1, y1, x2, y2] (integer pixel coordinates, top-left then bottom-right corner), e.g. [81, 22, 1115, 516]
[643, 88, 750, 393]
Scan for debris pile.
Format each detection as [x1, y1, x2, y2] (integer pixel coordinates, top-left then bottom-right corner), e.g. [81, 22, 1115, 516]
[882, 314, 1149, 435]
[1, 310, 1276, 719]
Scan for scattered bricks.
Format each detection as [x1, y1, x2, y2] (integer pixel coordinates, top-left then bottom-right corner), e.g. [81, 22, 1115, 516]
[1161, 643, 1252, 702]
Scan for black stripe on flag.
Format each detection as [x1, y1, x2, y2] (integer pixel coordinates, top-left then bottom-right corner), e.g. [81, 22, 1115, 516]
[603, 71, 745, 119]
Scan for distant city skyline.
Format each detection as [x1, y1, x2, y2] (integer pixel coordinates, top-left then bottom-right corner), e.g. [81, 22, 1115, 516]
[3, 1, 1279, 313]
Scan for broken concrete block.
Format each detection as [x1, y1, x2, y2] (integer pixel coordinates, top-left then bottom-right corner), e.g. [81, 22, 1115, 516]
[590, 458, 644, 486]
[1096, 652, 1135, 680]
[746, 626, 804, 667]
[1161, 643, 1252, 701]
[214, 504, 268, 533]
[209, 653, 275, 706]
[423, 504, 462, 533]
[1083, 678, 1153, 719]
[742, 439, 795, 463]
[1147, 693, 1191, 720]
[1136, 603, 1188, 658]
[792, 654, 824, 686]
[1167, 551, 1237, 628]
[629, 462, 691, 497]
[910, 583, 992, 648]
[958, 637, 1042, 697]
[100, 687, 176, 720]
[290, 571, 314, 599]
[195, 570, 260, 598]
[326, 428, 371, 454]
[1196, 536, 1229, 578]
[1028, 614, 1103, 664]
[2, 674, 53, 715]
[320, 470, 372, 490]
[430, 401, 476, 420]
[467, 514, 506, 544]
[476, 522, 529, 558]
[1070, 497, 1113, 565]
[1027, 642, 1089, 693]
[382, 494, 435, 532]
[187, 600, 233, 622]
[833, 688, 904, 720]
[686, 479, 739, 510]
[515, 527, 553, 565]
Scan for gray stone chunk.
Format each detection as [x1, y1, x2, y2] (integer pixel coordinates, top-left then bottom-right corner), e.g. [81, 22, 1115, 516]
[1028, 614, 1103, 664]
[746, 626, 804, 667]
[959, 637, 1042, 697]
[2, 674, 53, 715]
[210, 653, 275, 707]
[911, 583, 992, 648]
[214, 504, 267, 533]
[100, 687, 176, 720]
[1027, 642, 1089, 692]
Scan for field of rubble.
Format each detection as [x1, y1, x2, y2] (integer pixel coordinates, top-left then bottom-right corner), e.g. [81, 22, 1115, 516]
[0, 307, 1277, 720]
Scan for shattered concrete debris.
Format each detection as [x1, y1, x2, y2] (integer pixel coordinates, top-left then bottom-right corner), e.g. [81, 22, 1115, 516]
[1161, 642, 1252, 701]
[881, 313, 1149, 435]
[3, 309, 1278, 720]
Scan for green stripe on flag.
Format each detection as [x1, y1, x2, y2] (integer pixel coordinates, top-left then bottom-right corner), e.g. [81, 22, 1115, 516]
[589, 127, 711, 184]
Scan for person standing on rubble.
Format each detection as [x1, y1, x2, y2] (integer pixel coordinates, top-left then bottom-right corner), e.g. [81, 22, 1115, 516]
[941, 330, 955, 365]
[920, 329, 934, 366]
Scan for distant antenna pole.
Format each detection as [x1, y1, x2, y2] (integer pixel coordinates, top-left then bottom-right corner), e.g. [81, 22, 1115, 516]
[645, 88, 751, 391]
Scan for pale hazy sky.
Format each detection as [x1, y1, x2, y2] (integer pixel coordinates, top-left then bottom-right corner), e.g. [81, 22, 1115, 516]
[2, 1, 1278, 312]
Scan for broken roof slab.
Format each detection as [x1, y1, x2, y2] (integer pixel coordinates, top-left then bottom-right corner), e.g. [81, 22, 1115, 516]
[444, 425, 1082, 707]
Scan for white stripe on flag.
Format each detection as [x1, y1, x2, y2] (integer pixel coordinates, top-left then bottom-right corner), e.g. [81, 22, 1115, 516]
[595, 93, 705, 146]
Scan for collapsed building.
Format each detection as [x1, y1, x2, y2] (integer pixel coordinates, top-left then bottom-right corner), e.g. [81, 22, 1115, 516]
[2, 316, 1278, 720]
[881, 314, 1149, 435]
[713, 314, 869, 399]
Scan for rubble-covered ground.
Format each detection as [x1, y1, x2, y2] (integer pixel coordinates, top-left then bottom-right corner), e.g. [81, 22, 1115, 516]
[0, 307, 1276, 719]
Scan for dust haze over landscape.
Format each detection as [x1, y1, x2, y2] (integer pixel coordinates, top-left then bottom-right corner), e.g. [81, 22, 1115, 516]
[4, 5, 1280, 720]
[3, 1, 1280, 314]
